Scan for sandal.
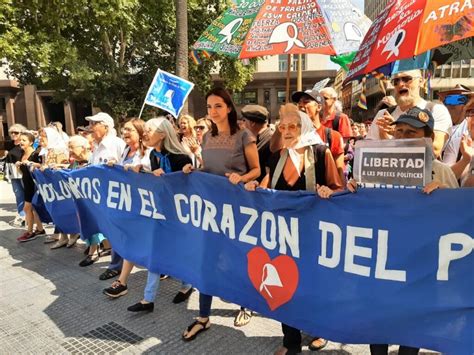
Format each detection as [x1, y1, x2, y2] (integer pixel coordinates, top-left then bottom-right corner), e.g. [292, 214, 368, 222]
[79, 254, 99, 267]
[99, 269, 121, 280]
[182, 318, 210, 341]
[234, 308, 253, 327]
[308, 337, 328, 351]
[99, 248, 112, 257]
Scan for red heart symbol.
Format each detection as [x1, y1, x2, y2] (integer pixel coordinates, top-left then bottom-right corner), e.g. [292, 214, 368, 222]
[247, 247, 299, 311]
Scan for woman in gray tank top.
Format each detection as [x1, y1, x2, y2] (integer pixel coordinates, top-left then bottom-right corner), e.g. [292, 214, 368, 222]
[182, 87, 260, 341]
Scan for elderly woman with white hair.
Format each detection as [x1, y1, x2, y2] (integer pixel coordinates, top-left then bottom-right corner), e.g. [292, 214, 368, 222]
[79, 112, 125, 267]
[5, 123, 27, 226]
[34, 126, 71, 247]
[125, 117, 194, 313]
[45, 134, 91, 249]
[245, 103, 343, 355]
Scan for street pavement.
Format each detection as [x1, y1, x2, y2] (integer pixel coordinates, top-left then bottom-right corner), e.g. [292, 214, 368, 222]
[0, 180, 438, 354]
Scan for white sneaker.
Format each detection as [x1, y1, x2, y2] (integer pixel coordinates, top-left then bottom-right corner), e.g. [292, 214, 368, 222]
[9, 215, 25, 227]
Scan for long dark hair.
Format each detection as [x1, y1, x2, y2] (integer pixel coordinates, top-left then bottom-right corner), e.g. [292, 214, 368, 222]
[205, 87, 239, 136]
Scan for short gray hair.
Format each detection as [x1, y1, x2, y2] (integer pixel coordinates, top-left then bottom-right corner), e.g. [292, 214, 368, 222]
[320, 87, 338, 99]
[145, 117, 189, 156]
[69, 135, 89, 148]
[9, 124, 27, 133]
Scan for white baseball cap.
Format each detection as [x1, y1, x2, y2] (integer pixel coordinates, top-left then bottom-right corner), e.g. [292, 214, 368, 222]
[85, 112, 115, 129]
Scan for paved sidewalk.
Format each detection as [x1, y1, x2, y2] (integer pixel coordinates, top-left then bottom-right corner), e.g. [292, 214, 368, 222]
[0, 180, 438, 354]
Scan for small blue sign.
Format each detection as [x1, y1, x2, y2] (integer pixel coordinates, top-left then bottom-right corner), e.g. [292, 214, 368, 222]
[144, 69, 194, 117]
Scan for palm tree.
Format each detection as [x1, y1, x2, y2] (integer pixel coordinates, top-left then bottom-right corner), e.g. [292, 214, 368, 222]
[175, 0, 189, 114]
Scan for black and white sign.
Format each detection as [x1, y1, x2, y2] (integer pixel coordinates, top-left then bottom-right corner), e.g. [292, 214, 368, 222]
[353, 138, 433, 187]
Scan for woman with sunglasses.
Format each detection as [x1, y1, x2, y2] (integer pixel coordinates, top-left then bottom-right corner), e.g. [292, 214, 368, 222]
[102, 118, 154, 290]
[194, 117, 212, 144]
[181, 87, 260, 341]
[178, 114, 203, 168]
[190, 117, 212, 168]
[97, 118, 151, 281]
[5, 124, 27, 227]
[244, 103, 343, 355]
[123, 117, 194, 312]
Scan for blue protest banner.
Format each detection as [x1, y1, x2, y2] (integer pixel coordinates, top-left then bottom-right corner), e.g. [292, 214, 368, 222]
[33, 169, 80, 234]
[143, 69, 194, 117]
[34, 166, 473, 354]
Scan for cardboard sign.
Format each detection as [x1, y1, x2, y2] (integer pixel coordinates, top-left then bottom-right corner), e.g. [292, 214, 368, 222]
[353, 138, 433, 188]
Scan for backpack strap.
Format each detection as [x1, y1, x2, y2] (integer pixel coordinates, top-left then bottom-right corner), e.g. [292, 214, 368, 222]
[311, 144, 329, 186]
[325, 127, 332, 148]
[333, 111, 341, 131]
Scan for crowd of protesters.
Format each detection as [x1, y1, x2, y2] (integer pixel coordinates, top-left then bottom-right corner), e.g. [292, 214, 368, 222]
[2, 71, 474, 354]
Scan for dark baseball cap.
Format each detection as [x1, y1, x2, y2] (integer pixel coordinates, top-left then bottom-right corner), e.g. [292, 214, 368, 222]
[392, 107, 434, 132]
[438, 84, 473, 97]
[292, 89, 324, 105]
[241, 105, 269, 123]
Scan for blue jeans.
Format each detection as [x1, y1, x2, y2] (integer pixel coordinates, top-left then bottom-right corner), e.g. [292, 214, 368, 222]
[108, 250, 123, 271]
[144, 271, 191, 303]
[11, 179, 25, 216]
[199, 293, 213, 318]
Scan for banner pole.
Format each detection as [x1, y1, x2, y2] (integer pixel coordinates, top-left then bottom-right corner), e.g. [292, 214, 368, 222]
[138, 102, 146, 119]
[286, 54, 291, 103]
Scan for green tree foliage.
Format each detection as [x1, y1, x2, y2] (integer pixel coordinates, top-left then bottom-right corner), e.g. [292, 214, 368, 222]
[0, 0, 256, 118]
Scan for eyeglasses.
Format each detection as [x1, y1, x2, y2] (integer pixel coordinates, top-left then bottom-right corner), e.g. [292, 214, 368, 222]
[278, 123, 301, 132]
[122, 127, 137, 133]
[9, 131, 20, 135]
[194, 125, 206, 131]
[391, 76, 419, 85]
[443, 94, 468, 106]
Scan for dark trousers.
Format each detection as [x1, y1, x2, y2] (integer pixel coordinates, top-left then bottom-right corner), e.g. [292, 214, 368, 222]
[370, 344, 419, 355]
[282, 323, 302, 353]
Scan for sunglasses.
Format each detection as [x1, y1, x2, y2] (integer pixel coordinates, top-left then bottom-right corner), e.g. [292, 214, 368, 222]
[194, 125, 206, 131]
[9, 131, 20, 135]
[391, 76, 419, 85]
[278, 123, 301, 132]
[323, 96, 334, 101]
[443, 94, 468, 106]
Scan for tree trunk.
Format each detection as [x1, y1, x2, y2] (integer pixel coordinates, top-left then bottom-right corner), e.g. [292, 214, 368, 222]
[175, 0, 189, 114]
